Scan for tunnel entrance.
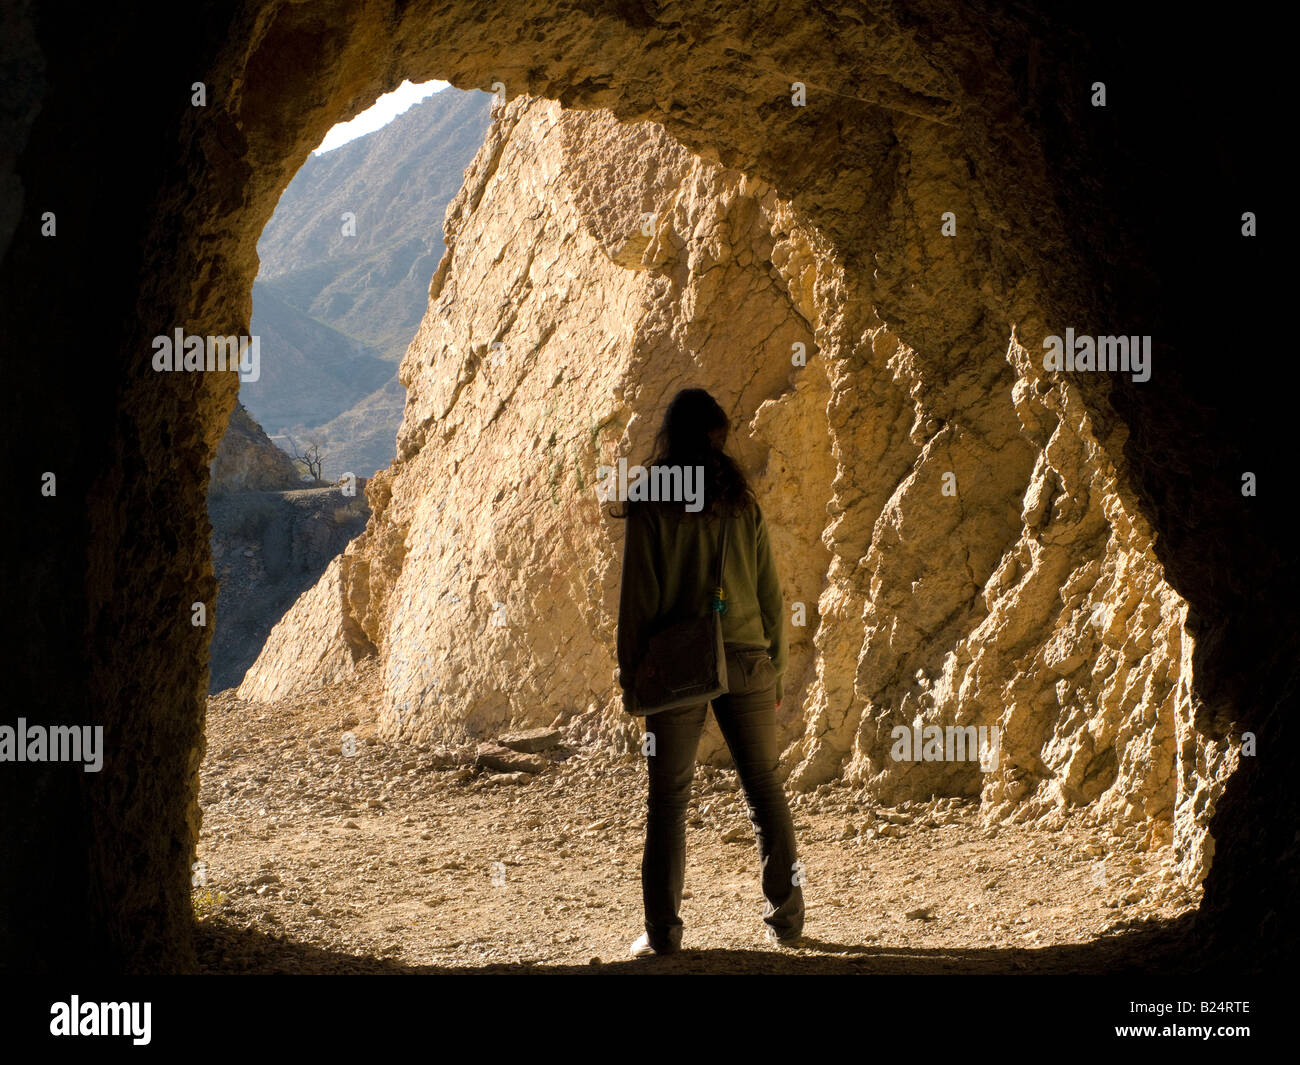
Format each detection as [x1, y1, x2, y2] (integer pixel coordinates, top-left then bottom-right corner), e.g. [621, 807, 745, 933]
[2, 1, 1287, 976]
[201, 77, 1210, 970]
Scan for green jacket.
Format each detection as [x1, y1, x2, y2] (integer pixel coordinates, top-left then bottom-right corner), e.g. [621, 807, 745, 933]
[617, 500, 787, 705]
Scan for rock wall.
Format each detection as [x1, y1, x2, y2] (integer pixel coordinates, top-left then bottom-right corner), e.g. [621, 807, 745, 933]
[242, 97, 1232, 889]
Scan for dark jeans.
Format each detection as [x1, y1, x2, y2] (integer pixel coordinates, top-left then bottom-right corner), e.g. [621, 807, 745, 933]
[641, 645, 804, 949]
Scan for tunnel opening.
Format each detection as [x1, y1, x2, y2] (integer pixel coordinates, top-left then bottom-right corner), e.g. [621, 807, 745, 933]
[3, 0, 1288, 976]
[198, 78, 1213, 971]
[197, 85, 846, 960]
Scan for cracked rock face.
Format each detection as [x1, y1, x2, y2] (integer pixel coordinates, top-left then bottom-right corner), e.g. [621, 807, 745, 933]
[242, 97, 1230, 890]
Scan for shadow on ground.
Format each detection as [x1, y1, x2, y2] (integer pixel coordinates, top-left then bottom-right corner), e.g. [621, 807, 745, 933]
[195, 913, 1204, 974]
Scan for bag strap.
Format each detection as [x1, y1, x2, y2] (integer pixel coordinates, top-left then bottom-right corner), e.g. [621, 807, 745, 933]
[711, 515, 730, 614]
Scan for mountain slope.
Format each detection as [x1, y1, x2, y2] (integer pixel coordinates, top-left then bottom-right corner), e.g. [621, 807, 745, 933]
[211, 401, 305, 495]
[245, 87, 493, 475]
[280, 375, 407, 483]
[246, 279, 392, 433]
[257, 87, 493, 362]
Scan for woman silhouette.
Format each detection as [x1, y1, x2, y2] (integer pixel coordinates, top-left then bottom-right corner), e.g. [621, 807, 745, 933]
[615, 388, 805, 955]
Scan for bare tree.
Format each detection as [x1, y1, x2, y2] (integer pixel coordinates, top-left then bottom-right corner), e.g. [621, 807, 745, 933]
[286, 434, 326, 483]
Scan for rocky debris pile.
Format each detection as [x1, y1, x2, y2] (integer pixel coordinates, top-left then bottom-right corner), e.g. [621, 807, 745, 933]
[473, 728, 563, 781]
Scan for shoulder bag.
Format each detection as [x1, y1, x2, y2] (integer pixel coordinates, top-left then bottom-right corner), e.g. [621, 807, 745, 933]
[629, 515, 730, 715]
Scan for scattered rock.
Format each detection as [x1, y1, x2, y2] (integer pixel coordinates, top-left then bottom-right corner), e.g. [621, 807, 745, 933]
[498, 728, 561, 754]
[475, 743, 548, 775]
[483, 771, 531, 786]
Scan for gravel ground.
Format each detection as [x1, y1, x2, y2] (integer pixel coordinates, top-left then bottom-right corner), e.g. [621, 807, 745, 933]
[194, 661, 1202, 973]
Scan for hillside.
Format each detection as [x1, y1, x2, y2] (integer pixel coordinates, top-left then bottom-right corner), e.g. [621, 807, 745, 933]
[244, 88, 492, 476]
[247, 279, 392, 437]
[208, 486, 371, 692]
[211, 401, 306, 495]
[208, 402, 370, 693]
[280, 375, 408, 483]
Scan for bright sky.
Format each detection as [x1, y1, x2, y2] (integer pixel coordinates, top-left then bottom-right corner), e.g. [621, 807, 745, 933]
[313, 80, 451, 154]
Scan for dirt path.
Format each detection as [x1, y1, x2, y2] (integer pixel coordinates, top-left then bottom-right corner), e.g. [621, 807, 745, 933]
[194, 662, 1200, 973]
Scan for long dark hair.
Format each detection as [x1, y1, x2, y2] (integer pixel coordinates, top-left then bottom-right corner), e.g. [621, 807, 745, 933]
[612, 388, 756, 519]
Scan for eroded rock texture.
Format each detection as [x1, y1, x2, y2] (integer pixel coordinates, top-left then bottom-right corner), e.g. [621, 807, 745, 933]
[247, 99, 829, 770]
[2, 0, 1287, 973]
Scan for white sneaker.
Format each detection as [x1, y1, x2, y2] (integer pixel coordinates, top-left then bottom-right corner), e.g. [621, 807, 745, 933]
[629, 933, 657, 958]
[630, 933, 681, 957]
[765, 927, 804, 948]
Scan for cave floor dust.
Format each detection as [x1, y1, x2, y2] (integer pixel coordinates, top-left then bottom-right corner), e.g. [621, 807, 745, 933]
[195, 663, 1201, 974]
